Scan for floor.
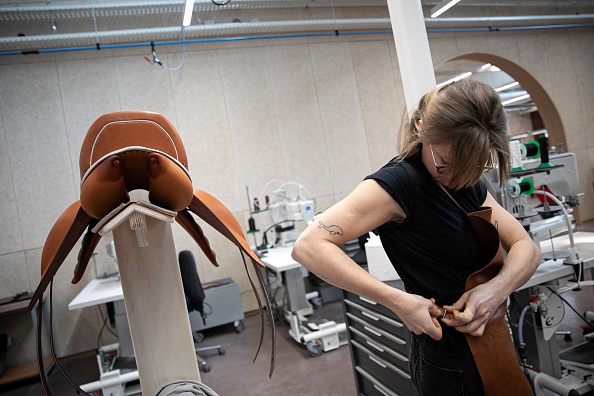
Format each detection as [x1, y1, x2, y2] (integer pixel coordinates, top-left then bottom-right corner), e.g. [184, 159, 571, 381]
[0, 299, 355, 396]
[1, 222, 593, 396]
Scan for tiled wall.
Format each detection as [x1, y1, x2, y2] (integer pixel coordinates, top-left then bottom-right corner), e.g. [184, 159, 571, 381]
[0, 27, 592, 366]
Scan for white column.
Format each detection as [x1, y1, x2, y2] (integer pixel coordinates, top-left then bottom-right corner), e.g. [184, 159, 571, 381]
[104, 205, 200, 394]
[386, 0, 436, 112]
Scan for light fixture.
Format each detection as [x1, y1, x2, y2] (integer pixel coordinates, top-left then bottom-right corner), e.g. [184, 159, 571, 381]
[430, 0, 462, 18]
[480, 63, 492, 70]
[436, 71, 472, 88]
[495, 81, 519, 92]
[502, 93, 531, 106]
[183, 0, 194, 27]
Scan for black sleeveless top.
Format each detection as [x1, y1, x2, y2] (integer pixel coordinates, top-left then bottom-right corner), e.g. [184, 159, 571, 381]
[365, 156, 488, 306]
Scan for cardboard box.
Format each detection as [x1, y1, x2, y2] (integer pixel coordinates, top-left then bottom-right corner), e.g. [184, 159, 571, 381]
[365, 233, 400, 281]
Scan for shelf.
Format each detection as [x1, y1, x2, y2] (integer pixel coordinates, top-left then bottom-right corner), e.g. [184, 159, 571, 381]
[0, 357, 53, 385]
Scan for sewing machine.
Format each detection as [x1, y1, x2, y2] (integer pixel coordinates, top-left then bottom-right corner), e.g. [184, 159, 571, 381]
[259, 247, 348, 358]
[484, 135, 594, 395]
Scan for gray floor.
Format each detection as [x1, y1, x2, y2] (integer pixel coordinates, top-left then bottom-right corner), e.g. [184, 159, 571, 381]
[1, 222, 593, 396]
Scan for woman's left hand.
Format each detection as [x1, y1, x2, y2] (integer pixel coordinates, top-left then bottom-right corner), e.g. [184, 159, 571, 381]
[440, 283, 504, 336]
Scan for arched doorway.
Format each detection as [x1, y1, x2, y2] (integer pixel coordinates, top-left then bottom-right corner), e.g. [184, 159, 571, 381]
[435, 53, 567, 151]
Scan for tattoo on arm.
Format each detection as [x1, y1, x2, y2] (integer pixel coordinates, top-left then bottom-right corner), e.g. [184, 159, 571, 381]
[318, 221, 344, 236]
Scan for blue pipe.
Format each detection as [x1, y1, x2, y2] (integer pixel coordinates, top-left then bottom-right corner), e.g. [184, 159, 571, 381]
[2, 22, 593, 56]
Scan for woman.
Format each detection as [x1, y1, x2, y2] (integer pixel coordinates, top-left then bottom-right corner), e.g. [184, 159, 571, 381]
[291, 78, 541, 395]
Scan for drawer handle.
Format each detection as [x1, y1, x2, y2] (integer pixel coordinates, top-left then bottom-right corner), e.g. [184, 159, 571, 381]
[359, 296, 377, 305]
[363, 325, 382, 337]
[374, 384, 398, 396]
[361, 311, 380, 321]
[366, 339, 385, 353]
[369, 355, 387, 368]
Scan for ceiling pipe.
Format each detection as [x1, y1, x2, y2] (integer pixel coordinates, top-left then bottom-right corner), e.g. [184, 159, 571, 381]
[1, 14, 593, 53]
[3, 21, 593, 57]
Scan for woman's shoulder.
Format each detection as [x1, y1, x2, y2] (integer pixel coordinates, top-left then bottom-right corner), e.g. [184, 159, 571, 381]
[374, 156, 423, 177]
[365, 156, 426, 196]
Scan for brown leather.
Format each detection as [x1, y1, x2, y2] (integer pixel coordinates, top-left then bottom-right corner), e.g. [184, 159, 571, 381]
[464, 209, 532, 395]
[147, 152, 193, 211]
[28, 201, 92, 311]
[79, 154, 130, 219]
[188, 189, 275, 377]
[176, 209, 219, 267]
[437, 185, 531, 395]
[79, 111, 188, 179]
[72, 224, 102, 284]
[189, 190, 264, 267]
[29, 111, 276, 390]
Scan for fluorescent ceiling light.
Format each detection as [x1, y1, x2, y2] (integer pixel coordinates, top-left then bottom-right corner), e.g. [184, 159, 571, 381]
[502, 93, 531, 106]
[430, 0, 462, 18]
[495, 81, 520, 92]
[480, 63, 491, 70]
[436, 71, 472, 88]
[183, 0, 194, 27]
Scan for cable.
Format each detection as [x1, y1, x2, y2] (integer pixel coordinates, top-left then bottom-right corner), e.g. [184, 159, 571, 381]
[95, 305, 118, 349]
[48, 283, 91, 395]
[278, 181, 312, 200]
[506, 307, 530, 377]
[145, 27, 187, 71]
[517, 305, 531, 345]
[91, 0, 100, 50]
[547, 286, 594, 330]
[259, 179, 283, 200]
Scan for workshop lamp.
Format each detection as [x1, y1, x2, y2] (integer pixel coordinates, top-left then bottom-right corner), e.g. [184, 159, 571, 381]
[183, 0, 195, 26]
[436, 71, 472, 88]
[430, 0, 462, 18]
[496, 81, 520, 93]
[502, 93, 531, 106]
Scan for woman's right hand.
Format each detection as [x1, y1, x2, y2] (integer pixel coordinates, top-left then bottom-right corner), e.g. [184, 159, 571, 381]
[389, 293, 444, 341]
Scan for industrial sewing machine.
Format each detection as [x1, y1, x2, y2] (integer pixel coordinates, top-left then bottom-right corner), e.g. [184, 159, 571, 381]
[484, 132, 594, 395]
[248, 181, 348, 357]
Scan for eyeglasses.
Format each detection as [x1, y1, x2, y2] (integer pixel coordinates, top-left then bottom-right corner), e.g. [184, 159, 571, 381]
[430, 144, 494, 175]
[430, 144, 450, 174]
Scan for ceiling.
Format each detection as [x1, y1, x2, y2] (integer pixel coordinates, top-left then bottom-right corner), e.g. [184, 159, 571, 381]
[1, 0, 593, 112]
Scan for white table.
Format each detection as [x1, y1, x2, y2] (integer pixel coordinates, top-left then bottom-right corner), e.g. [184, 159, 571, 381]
[260, 247, 311, 314]
[68, 277, 123, 309]
[520, 231, 594, 290]
[69, 276, 141, 394]
[69, 276, 134, 356]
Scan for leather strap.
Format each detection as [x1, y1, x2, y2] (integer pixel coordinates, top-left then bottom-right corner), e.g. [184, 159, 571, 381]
[438, 183, 531, 395]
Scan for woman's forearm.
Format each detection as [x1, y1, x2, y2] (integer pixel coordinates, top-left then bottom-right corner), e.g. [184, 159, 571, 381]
[492, 239, 541, 298]
[291, 237, 404, 311]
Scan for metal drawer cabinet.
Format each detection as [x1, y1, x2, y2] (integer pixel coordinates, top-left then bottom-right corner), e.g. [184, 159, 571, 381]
[351, 339, 417, 395]
[344, 300, 410, 356]
[355, 366, 402, 396]
[343, 280, 418, 396]
[348, 321, 410, 374]
[345, 290, 400, 319]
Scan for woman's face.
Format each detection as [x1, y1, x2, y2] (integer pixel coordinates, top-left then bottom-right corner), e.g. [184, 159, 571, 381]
[422, 142, 454, 187]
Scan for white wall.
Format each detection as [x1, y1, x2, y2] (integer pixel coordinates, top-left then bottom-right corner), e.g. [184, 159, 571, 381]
[0, 26, 592, 366]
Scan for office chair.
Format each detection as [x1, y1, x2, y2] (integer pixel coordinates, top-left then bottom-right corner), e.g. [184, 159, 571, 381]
[179, 250, 225, 373]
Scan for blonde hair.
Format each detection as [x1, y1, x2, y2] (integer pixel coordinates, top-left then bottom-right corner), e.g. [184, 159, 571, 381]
[397, 78, 510, 190]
